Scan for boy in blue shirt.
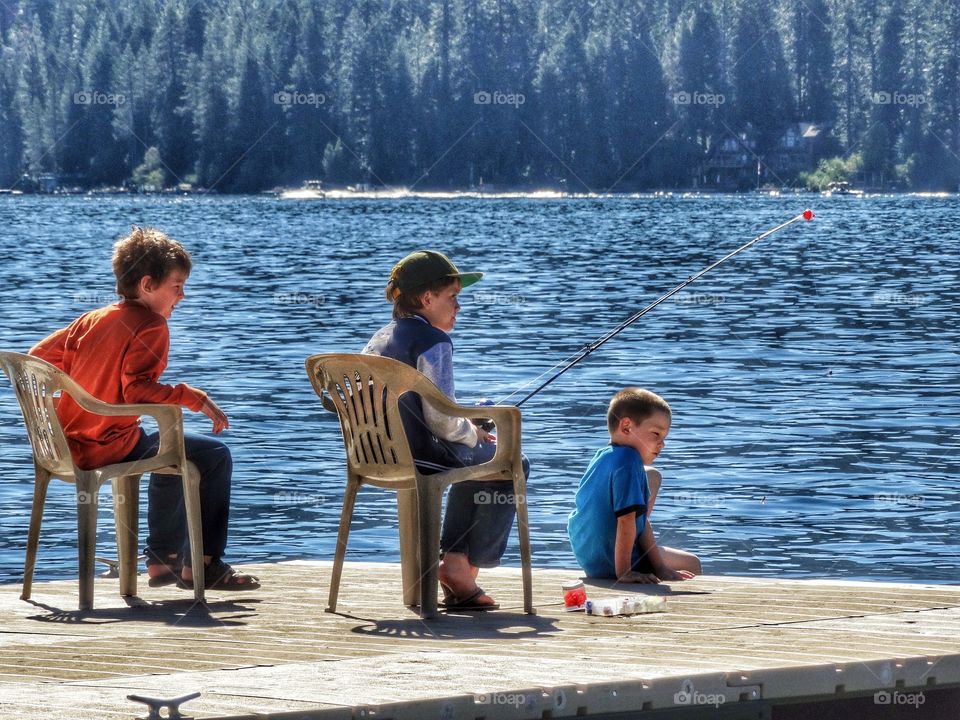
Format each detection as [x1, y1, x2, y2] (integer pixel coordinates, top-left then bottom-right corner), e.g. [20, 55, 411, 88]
[568, 388, 701, 582]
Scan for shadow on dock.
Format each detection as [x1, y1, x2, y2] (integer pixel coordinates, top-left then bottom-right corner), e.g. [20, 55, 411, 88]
[344, 610, 560, 640]
[23, 596, 260, 627]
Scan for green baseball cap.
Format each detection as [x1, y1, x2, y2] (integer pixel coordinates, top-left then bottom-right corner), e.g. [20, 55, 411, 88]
[389, 250, 483, 294]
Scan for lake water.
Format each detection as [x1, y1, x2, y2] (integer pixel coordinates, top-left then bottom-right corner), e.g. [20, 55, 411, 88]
[0, 193, 957, 585]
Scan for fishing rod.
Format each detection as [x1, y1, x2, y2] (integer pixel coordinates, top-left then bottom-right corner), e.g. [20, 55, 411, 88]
[504, 209, 815, 408]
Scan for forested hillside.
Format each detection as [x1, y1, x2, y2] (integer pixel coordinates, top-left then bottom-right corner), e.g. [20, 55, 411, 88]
[1, 0, 957, 192]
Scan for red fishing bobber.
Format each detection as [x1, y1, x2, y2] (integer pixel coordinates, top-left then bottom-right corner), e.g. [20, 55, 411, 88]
[803, 209, 815, 221]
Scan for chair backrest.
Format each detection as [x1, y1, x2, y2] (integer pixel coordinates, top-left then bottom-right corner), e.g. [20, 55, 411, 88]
[0, 352, 76, 477]
[307, 353, 445, 483]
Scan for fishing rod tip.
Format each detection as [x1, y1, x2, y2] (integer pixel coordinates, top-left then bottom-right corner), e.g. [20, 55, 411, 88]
[803, 209, 815, 221]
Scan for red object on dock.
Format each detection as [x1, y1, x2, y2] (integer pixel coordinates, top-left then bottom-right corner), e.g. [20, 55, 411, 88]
[562, 580, 587, 608]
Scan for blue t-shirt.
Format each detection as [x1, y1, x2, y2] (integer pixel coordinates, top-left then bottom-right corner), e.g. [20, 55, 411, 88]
[567, 444, 649, 578]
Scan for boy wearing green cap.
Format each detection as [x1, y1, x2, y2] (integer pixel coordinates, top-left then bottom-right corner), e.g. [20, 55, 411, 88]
[363, 250, 529, 610]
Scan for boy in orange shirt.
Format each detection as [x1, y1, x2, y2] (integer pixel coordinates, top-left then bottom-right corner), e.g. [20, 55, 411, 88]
[30, 227, 258, 590]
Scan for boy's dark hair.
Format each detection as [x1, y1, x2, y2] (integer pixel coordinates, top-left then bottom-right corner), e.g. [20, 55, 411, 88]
[386, 276, 459, 320]
[112, 227, 191, 299]
[607, 387, 671, 433]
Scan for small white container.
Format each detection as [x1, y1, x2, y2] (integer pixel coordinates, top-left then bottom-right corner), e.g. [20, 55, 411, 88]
[586, 595, 666, 616]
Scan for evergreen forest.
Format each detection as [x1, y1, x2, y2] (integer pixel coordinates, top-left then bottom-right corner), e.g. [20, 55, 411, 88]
[1, 0, 958, 192]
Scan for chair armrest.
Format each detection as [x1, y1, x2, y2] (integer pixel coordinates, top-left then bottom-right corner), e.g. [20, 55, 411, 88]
[416, 385, 523, 469]
[70, 393, 181, 421]
[415, 384, 518, 427]
[69, 393, 186, 461]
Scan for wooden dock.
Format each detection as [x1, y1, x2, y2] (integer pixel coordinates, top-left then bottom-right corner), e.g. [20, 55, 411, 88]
[1, 561, 958, 719]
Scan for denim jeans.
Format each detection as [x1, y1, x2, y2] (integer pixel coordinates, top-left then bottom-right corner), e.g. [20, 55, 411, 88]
[438, 440, 531, 568]
[122, 429, 232, 566]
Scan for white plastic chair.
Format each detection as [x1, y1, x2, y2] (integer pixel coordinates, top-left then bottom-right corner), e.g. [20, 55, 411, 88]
[0, 351, 205, 609]
[306, 352, 534, 619]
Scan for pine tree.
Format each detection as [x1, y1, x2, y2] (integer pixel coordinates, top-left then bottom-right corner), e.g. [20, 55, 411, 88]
[0, 48, 24, 186]
[151, 1, 195, 184]
[84, 23, 127, 186]
[919, 1, 960, 189]
[605, 8, 670, 189]
[676, 4, 727, 175]
[864, 0, 905, 184]
[534, 9, 591, 189]
[795, 0, 834, 124]
[232, 52, 276, 191]
[195, 49, 232, 189]
[732, 0, 794, 156]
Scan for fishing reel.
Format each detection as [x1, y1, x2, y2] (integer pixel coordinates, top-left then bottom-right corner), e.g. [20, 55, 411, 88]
[471, 398, 496, 432]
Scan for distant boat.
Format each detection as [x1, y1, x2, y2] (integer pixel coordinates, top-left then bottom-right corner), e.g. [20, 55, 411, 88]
[823, 181, 864, 196]
[280, 180, 326, 199]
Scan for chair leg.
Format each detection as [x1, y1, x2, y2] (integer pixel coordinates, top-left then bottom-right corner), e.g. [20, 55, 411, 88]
[21, 465, 51, 602]
[514, 469, 535, 615]
[416, 480, 444, 620]
[395, 488, 420, 607]
[327, 475, 360, 613]
[182, 462, 205, 604]
[113, 474, 141, 597]
[76, 471, 98, 611]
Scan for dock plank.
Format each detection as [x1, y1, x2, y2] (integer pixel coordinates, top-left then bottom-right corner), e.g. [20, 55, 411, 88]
[1, 561, 958, 718]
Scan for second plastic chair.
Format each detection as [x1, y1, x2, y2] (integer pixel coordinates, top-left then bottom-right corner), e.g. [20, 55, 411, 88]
[0, 351, 205, 609]
[306, 352, 534, 619]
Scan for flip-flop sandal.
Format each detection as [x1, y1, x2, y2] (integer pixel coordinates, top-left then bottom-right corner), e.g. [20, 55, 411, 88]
[179, 560, 261, 591]
[440, 586, 499, 612]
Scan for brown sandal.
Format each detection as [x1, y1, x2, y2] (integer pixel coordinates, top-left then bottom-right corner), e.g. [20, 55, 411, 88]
[179, 559, 260, 591]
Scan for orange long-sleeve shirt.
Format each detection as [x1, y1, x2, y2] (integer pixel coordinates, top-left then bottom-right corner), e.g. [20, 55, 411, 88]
[29, 301, 207, 470]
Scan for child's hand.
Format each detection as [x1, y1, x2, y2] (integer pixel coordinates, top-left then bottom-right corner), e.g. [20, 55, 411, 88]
[618, 571, 661, 584]
[201, 396, 230, 434]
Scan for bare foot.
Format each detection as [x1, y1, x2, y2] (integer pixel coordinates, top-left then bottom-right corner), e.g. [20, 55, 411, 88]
[439, 552, 496, 606]
[146, 554, 178, 579]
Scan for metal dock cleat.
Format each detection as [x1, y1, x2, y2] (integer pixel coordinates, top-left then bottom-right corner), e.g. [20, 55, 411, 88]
[127, 691, 200, 719]
[97, 554, 147, 578]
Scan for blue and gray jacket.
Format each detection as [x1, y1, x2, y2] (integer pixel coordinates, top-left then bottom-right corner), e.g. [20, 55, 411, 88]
[363, 315, 478, 469]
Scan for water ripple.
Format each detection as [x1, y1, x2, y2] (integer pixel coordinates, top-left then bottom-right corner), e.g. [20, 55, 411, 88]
[0, 194, 956, 584]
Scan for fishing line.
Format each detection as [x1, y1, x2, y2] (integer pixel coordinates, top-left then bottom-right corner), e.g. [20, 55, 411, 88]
[499, 209, 815, 408]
